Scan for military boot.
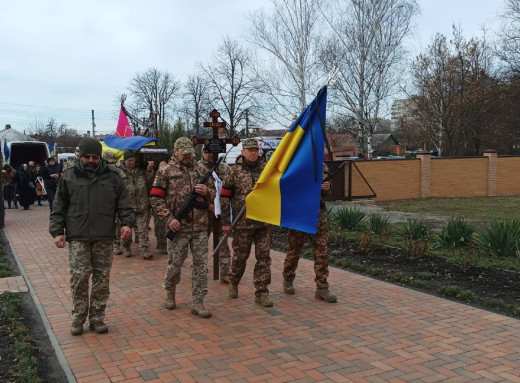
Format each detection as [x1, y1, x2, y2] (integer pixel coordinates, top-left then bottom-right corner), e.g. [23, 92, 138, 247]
[191, 300, 211, 318]
[220, 274, 230, 284]
[123, 246, 132, 258]
[164, 290, 176, 310]
[142, 251, 153, 260]
[283, 280, 295, 295]
[89, 321, 108, 334]
[70, 321, 83, 336]
[229, 283, 238, 299]
[113, 244, 122, 255]
[255, 293, 273, 307]
[315, 288, 337, 303]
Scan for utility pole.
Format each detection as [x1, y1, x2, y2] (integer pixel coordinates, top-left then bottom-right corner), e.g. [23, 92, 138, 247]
[91, 110, 96, 137]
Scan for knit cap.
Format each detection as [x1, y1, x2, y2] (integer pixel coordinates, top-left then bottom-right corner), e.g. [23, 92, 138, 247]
[78, 137, 102, 156]
[124, 151, 136, 160]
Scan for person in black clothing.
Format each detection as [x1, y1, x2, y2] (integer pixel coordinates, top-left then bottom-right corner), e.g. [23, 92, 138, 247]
[3, 165, 19, 209]
[18, 164, 36, 210]
[42, 157, 62, 211]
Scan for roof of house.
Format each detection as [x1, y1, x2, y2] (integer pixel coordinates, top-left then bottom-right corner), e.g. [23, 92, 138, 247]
[372, 134, 400, 146]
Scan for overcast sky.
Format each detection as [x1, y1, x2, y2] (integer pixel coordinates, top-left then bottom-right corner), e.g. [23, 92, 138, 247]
[0, 0, 506, 135]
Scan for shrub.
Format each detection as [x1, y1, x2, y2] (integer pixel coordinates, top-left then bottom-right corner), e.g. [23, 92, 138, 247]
[437, 217, 475, 248]
[368, 213, 391, 236]
[333, 207, 367, 231]
[475, 220, 520, 257]
[399, 220, 431, 258]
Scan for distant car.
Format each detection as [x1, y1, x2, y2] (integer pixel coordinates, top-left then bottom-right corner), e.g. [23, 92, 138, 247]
[387, 155, 404, 159]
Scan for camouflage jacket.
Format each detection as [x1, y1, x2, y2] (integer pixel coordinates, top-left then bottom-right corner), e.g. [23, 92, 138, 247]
[220, 155, 268, 229]
[118, 163, 154, 213]
[1, 165, 16, 187]
[149, 157, 215, 233]
[62, 158, 77, 172]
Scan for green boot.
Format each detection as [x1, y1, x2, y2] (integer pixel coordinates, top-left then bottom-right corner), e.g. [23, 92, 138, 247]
[229, 283, 238, 299]
[164, 290, 176, 310]
[283, 280, 295, 295]
[255, 293, 273, 307]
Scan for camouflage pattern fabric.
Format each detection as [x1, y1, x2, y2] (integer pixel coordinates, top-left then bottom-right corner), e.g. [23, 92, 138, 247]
[283, 163, 332, 289]
[122, 209, 151, 256]
[153, 209, 167, 251]
[163, 231, 208, 302]
[230, 227, 272, 296]
[118, 163, 154, 213]
[62, 158, 77, 172]
[220, 156, 268, 229]
[284, 208, 330, 289]
[149, 157, 215, 233]
[68, 240, 113, 324]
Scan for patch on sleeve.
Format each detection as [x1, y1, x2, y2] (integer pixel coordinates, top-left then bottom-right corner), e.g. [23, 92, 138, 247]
[150, 186, 166, 198]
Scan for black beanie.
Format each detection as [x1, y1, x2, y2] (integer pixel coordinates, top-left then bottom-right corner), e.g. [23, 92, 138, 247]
[124, 151, 136, 160]
[78, 137, 102, 156]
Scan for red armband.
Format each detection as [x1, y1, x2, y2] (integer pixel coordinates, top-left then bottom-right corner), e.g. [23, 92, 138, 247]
[150, 186, 166, 198]
[221, 186, 233, 198]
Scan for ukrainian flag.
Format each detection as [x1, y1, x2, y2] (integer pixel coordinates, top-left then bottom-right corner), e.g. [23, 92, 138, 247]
[246, 86, 327, 234]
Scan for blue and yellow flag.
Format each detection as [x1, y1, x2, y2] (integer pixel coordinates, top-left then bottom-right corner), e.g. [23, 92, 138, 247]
[246, 86, 327, 234]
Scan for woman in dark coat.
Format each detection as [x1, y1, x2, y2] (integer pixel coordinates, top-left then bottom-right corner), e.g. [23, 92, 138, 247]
[18, 163, 37, 210]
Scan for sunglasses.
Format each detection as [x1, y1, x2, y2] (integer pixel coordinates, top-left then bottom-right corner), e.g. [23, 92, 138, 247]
[81, 154, 101, 160]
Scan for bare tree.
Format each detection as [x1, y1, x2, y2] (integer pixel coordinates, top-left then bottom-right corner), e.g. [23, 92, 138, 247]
[199, 37, 260, 137]
[182, 75, 212, 135]
[411, 29, 494, 156]
[321, 0, 419, 158]
[128, 68, 181, 130]
[496, 0, 520, 75]
[247, 0, 325, 124]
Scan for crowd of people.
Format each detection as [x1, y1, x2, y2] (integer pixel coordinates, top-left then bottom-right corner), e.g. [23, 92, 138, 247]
[2, 157, 64, 210]
[3, 135, 338, 336]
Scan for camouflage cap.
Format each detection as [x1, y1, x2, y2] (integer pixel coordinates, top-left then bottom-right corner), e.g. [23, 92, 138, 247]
[174, 137, 195, 155]
[103, 150, 117, 164]
[242, 138, 259, 149]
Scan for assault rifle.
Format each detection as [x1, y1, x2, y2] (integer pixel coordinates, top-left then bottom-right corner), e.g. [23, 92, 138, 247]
[211, 160, 347, 256]
[165, 156, 224, 241]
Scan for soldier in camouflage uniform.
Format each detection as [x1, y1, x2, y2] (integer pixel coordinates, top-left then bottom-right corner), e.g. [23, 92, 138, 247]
[103, 150, 123, 255]
[49, 137, 135, 336]
[198, 145, 232, 283]
[62, 146, 79, 171]
[118, 151, 155, 259]
[150, 137, 215, 318]
[283, 163, 337, 303]
[221, 138, 274, 307]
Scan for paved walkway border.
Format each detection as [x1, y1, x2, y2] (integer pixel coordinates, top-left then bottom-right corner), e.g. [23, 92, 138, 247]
[3, 228, 77, 383]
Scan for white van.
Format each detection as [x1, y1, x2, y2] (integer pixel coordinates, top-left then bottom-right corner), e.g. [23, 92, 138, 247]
[220, 136, 283, 164]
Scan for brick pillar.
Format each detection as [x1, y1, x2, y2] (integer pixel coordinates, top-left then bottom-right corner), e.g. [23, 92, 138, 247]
[416, 151, 431, 199]
[483, 150, 498, 197]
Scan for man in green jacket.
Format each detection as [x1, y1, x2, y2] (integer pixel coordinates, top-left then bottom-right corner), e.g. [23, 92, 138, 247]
[49, 137, 135, 336]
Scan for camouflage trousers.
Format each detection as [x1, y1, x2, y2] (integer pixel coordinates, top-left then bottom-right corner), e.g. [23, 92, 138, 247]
[113, 216, 121, 250]
[153, 209, 167, 251]
[230, 227, 272, 296]
[207, 213, 231, 276]
[163, 231, 208, 303]
[68, 241, 113, 325]
[123, 209, 150, 256]
[283, 210, 330, 289]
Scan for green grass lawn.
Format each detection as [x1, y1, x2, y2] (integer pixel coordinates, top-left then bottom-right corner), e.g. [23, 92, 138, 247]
[383, 196, 520, 228]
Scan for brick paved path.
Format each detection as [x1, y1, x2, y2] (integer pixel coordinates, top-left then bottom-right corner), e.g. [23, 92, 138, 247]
[4, 204, 520, 382]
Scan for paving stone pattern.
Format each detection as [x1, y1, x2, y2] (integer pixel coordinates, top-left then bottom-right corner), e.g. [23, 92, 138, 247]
[4, 205, 520, 382]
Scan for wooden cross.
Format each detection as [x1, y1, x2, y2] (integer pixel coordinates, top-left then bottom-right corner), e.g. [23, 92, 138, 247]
[192, 109, 240, 280]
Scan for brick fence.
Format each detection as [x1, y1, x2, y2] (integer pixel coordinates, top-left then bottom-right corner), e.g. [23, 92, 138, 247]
[332, 151, 520, 202]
